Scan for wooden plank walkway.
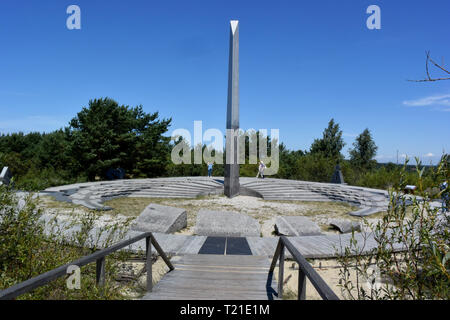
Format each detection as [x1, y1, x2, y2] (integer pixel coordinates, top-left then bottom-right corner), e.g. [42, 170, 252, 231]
[142, 254, 278, 300]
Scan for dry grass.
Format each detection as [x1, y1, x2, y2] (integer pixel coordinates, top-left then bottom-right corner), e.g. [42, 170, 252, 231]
[37, 195, 87, 210]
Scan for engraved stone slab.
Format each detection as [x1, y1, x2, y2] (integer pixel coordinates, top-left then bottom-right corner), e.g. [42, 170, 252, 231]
[328, 219, 361, 234]
[131, 203, 187, 234]
[194, 209, 260, 237]
[274, 216, 322, 236]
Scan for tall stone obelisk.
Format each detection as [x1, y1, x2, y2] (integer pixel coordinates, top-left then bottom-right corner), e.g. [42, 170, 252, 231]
[224, 20, 240, 198]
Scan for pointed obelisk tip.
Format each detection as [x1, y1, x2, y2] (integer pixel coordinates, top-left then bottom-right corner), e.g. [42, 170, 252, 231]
[230, 20, 239, 34]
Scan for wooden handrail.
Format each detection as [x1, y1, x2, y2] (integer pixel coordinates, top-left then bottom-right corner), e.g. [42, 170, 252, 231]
[269, 236, 339, 300]
[0, 232, 174, 300]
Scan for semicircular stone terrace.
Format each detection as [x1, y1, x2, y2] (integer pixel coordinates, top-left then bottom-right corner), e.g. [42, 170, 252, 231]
[41, 177, 389, 217]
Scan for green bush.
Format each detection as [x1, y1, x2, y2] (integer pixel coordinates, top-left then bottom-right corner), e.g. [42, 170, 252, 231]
[336, 157, 450, 299]
[0, 185, 134, 299]
[291, 153, 335, 182]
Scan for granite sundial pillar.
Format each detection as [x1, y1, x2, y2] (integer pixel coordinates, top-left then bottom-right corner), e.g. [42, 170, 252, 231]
[224, 20, 240, 198]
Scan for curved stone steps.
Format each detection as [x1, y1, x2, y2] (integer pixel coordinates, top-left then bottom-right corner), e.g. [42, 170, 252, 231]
[126, 193, 198, 199]
[42, 177, 389, 214]
[126, 186, 205, 194]
[262, 196, 334, 202]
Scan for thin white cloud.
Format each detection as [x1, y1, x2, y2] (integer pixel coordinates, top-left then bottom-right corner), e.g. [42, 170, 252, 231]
[424, 152, 434, 157]
[403, 94, 450, 107]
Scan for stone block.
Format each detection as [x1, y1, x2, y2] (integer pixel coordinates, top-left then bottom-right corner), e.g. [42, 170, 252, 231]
[131, 203, 187, 234]
[194, 209, 260, 237]
[328, 219, 361, 233]
[274, 216, 322, 236]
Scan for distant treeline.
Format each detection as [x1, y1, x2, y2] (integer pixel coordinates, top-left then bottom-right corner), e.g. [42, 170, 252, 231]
[0, 98, 447, 191]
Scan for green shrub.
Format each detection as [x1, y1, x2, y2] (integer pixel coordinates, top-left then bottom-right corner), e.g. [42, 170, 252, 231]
[336, 157, 450, 299]
[0, 185, 135, 299]
[292, 153, 335, 182]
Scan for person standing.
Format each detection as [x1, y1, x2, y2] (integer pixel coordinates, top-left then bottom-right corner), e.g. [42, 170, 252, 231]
[207, 162, 213, 178]
[256, 160, 266, 179]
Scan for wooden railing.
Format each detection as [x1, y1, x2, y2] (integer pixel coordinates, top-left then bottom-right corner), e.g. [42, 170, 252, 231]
[269, 236, 339, 300]
[0, 232, 174, 300]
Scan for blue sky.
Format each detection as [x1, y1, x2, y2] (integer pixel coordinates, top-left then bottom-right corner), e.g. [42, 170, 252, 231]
[0, 0, 449, 164]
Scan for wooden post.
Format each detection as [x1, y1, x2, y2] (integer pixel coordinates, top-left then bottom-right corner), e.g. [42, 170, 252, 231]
[146, 236, 152, 292]
[298, 268, 306, 300]
[96, 257, 105, 287]
[150, 234, 174, 271]
[278, 242, 285, 299]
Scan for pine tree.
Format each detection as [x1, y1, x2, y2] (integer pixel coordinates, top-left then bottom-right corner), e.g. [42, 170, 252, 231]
[349, 128, 378, 170]
[68, 98, 171, 180]
[310, 118, 345, 160]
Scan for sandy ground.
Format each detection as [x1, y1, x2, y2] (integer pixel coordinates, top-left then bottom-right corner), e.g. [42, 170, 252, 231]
[273, 258, 360, 300]
[37, 195, 133, 230]
[103, 195, 366, 236]
[116, 256, 173, 299]
[37, 194, 384, 236]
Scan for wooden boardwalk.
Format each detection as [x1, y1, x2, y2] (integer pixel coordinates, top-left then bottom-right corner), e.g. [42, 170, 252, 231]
[142, 254, 278, 300]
